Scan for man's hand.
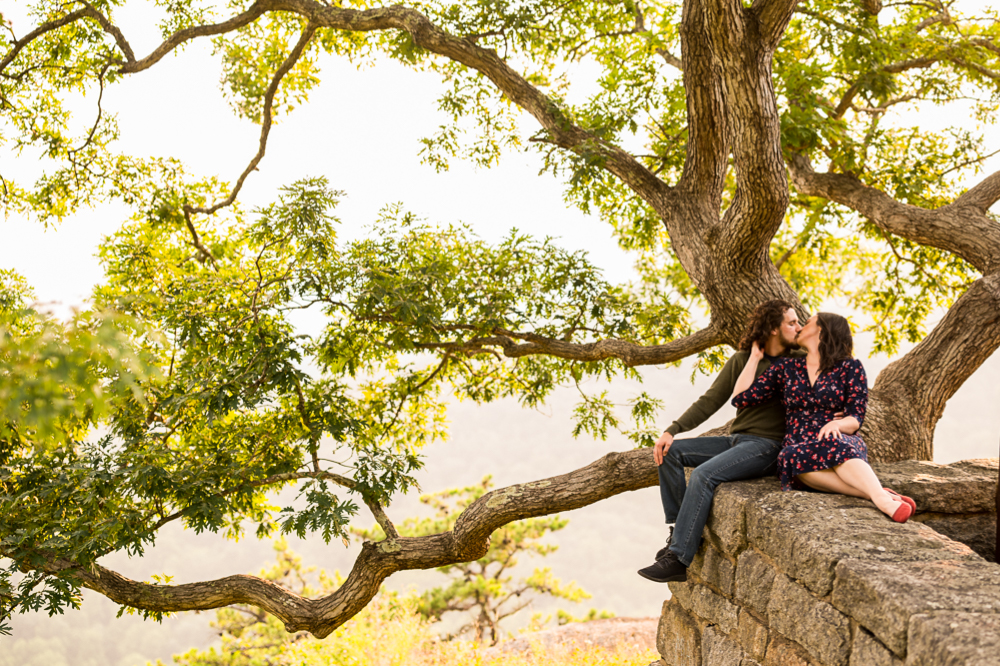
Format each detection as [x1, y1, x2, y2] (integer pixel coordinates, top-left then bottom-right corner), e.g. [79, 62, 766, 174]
[654, 431, 674, 465]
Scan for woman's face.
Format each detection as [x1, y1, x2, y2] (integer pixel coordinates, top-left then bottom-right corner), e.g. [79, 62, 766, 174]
[797, 314, 820, 350]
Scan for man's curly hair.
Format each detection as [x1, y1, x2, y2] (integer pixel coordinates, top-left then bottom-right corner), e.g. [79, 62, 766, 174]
[738, 300, 796, 352]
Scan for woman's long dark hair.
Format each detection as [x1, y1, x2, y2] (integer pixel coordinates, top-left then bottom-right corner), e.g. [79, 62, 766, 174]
[817, 313, 853, 374]
[738, 299, 796, 352]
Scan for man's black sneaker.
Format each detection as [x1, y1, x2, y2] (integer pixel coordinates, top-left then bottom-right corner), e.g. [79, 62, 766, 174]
[654, 531, 674, 561]
[637, 555, 687, 583]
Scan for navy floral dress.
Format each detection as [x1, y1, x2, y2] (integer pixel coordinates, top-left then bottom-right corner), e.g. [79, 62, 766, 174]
[731, 357, 869, 491]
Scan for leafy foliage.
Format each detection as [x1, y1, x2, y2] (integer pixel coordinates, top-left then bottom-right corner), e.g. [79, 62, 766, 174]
[1, 176, 652, 630]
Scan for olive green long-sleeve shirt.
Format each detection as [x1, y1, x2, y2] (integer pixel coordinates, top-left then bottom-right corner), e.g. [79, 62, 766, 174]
[664, 349, 804, 441]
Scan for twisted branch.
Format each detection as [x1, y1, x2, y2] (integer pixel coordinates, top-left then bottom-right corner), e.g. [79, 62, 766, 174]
[415, 325, 722, 367]
[27, 446, 658, 638]
[787, 154, 1000, 274]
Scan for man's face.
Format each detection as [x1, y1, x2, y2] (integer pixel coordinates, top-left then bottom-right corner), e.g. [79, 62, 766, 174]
[773, 308, 801, 348]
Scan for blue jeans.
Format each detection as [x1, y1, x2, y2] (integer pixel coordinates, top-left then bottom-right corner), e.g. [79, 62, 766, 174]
[659, 434, 781, 565]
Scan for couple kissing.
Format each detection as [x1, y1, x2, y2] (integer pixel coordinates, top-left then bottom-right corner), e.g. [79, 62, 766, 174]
[639, 300, 914, 584]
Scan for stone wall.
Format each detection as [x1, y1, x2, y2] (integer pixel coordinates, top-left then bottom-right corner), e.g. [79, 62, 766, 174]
[656, 459, 999, 666]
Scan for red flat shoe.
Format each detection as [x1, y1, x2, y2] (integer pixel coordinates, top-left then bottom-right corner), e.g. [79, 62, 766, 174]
[891, 501, 913, 523]
[884, 488, 917, 512]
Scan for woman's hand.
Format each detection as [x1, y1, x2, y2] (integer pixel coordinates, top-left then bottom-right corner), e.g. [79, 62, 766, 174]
[732, 342, 768, 400]
[818, 419, 854, 440]
[818, 420, 845, 440]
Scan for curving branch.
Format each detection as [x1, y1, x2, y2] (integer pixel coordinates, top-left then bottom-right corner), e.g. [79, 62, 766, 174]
[185, 21, 317, 217]
[27, 446, 660, 638]
[80, 2, 136, 63]
[0, 8, 92, 74]
[77, 0, 670, 211]
[787, 154, 1000, 274]
[415, 325, 722, 367]
[116, 4, 268, 74]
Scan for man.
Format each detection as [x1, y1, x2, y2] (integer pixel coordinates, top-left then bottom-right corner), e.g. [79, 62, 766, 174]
[638, 300, 802, 583]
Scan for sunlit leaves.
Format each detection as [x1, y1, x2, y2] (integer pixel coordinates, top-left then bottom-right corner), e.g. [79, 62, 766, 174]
[214, 13, 322, 123]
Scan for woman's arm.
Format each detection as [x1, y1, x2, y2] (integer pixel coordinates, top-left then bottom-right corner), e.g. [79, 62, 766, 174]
[731, 343, 765, 399]
[817, 360, 868, 440]
[731, 344, 784, 409]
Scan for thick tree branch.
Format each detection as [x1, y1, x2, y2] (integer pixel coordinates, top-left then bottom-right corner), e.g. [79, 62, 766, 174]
[753, 0, 802, 51]
[415, 325, 722, 367]
[788, 154, 1000, 274]
[5, 0, 669, 219]
[701, 0, 791, 264]
[864, 272, 1000, 461]
[117, 4, 269, 74]
[954, 168, 1000, 212]
[0, 8, 92, 73]
[80, 2, 137, 63]
[27, 446, 659, 638]
[676, 0, 728, 205]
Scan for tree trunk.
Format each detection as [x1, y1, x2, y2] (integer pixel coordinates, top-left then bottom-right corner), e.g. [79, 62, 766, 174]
[860, 272, 1000, 461]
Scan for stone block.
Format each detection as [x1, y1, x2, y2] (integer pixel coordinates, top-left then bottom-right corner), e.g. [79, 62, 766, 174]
[745, 490, 979, 596]
[658, 599, 703, 666]
[702, 626, 746, 666]
[763, 633, 813, 666]
[906, 611, 1000, 666]
[738, 610, 769, 661]
[690, 543, 736, 596]
[848, 628, 901, 666]
[871, 460, 995, 514]
[950, 458, 998, 476]
[671, 581, 739, 634]
[831, 558, 1000, 657]
[767, 573, 850, 666]
[735, 548, 778, 617]
[706, 478, 780, 556]
[914, 512, 996, 562]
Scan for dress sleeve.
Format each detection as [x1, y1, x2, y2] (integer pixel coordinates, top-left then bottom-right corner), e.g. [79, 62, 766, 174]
[842, 358, 868, 425]
[731, 360, 785, 409]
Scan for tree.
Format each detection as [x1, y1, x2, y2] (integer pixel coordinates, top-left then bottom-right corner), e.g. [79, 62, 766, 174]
[1, 0, 999, 641]
[354, 476, 599, 645]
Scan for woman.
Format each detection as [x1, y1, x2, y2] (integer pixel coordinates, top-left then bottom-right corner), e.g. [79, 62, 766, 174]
[731, 312, 914, 522]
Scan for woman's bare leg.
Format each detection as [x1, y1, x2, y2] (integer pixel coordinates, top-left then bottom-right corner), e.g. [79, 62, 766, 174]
[832, 459, 901, 516]
[797, 469, 868, 498]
